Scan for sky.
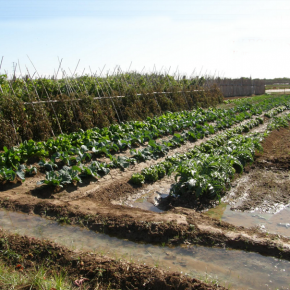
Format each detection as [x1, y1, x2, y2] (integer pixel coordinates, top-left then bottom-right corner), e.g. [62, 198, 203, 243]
[0, 0, 290, 79]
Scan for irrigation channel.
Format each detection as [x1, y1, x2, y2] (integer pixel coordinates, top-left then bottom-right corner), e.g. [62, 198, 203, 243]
[113, 177, 290, 237]
[206, 203, 290, 235]
[1, 209, 290, 290]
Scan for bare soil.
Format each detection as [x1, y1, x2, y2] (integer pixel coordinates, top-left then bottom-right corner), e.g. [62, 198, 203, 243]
[230, 169, 290, 212]
[255, 126, 290, 170]
[227, 126, 290, 212]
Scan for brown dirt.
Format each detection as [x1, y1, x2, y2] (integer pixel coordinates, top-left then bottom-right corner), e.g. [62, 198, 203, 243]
[230, 126, 290, 212]
[230, 169, 290, 212]
[255, 126, 290, 169]
[0, 229, 225, 290]
[0, 172, 45, 194]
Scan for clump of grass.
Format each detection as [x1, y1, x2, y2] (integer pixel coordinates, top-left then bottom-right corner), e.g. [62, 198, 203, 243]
[0, 261, 83, 290]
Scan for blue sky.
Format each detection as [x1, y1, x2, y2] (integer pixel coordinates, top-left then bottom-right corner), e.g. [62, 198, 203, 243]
[1, 0, 290, 78]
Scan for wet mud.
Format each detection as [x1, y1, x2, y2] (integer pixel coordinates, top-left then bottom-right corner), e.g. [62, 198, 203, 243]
[1, 210, 290, 290]
[0, 229, 223, 290]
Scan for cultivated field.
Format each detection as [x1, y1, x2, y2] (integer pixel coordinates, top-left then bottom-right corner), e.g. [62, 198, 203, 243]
[1, 78, 290, 289]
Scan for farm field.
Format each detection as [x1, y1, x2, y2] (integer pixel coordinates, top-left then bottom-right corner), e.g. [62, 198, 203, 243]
[265, 84, 290, 90]
[1, 93, 290, 289]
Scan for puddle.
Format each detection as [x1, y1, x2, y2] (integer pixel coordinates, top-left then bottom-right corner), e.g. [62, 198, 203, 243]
[132, 192, 167, 213]
[205, 166, 290, 237]
[1, 210, 290, 289]
[131, 190, 169, 213]
[113, 178, 171, 212]
[205, 203, 290, 237]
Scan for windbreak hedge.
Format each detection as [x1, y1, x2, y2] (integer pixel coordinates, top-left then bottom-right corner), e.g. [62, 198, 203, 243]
[0, 86, 223, 149]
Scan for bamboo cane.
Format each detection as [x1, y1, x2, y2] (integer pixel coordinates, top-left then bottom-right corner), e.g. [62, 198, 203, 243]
[27, 56, 63, 134]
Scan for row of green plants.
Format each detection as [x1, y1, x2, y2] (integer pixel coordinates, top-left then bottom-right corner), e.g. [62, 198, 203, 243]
[172, 113, 290, 200]
[0, 102, 256, 169]
[267, 114, 290, 130]
[35, 117, 261, 189]
[1, 96, 289, 185]
[2, 93, 287, 168]
[264, 105, 287, 118]
[0, 100, 265, 184]
[222, 94, 287, 108]
[130, 113, 290, 201]
[130, 117, 263, 185]
[0, 165, 37, 185]
[16, 107, 280, 187]
[170, 134, 263, 200]
[7, 109, 253, 186]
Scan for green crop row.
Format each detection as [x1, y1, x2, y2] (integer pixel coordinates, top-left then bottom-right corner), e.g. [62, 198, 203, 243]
[130, 113, 290, 201]
[25, 109, 257, 187]
[0, 101, 256, 170]
[0, 102, 260, 185]
[1, 93, 286, 168]
[172, 114, 290, 200]
[130, 117, 263, 185]
[1, 95, 290, 185]
[23, 107, 280, 188]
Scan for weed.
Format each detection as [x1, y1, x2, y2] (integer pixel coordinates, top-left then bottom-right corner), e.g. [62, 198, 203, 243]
[57, 216, 71, 224]
[189, 224, 195, 231]
[0, 261, 75, 290]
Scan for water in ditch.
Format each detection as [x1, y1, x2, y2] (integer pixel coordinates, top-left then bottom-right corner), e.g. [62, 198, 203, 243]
[205, 202, 290, 238]
[0, 209, 290, 290]
[126, 177, 290, 238]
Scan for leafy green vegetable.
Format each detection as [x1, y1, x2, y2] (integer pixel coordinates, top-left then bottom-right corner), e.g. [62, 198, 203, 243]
[39, 160, 58, 171]
[130, 173, 145, 185]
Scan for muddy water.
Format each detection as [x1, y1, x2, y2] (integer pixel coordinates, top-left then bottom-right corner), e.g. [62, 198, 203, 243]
[116, 179, 171, 213]
[1, 210, 290, 289]
[205, 203, 290, 237]
[129, 188, 290, 238]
